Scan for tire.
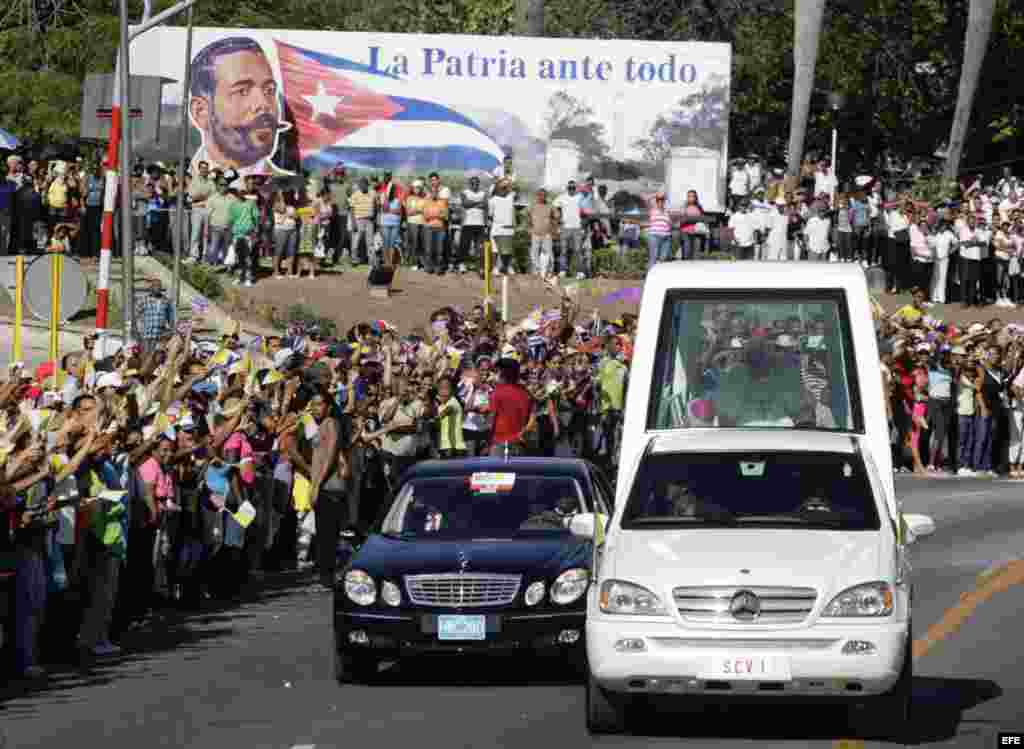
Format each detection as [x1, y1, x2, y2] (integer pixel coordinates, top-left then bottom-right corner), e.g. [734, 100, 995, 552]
[850, 632, 912, 741]
[335, 649, 379, 685]
[586, 670, 627, 734]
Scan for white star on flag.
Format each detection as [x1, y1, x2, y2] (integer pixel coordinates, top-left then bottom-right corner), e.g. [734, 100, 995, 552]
[302, 81, 345, 120]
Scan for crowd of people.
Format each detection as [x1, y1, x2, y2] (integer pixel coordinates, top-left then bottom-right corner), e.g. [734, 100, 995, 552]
[4, 261, 1024, 682]
[883, 289, 1024, 478]
[4, 146, 1023, 315]
[721, 158, 1024, 311]
[0, 283, 631, 680]
[5, 145, 1024, 683]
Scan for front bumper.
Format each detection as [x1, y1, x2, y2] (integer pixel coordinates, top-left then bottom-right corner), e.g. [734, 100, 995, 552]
[335, 607, 586, 658]
[587, 617, 908, 699]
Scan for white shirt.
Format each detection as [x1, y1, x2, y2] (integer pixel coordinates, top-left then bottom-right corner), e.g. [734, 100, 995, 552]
[886, 209, 909, 237]
[728, 211, 758, 246]
[461, 189, 487, 226]
[804, 215, 832, 254]
[960, 228, 990, 261]
[765, 210, 789, 258]
[929, 228, 955, 260]
[489, 194, 516, 237]
[814, 170, 837, 198]
[746, 163, 762, 190]
[868, 193, 882, 219]
[729, 168, 749, 196]
[554, 193, 583, 230]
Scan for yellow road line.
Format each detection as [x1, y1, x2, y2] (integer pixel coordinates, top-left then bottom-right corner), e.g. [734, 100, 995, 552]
[833, 559, 1024, 748]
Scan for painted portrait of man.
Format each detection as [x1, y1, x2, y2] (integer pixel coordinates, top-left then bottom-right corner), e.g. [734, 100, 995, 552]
[188, 36, 292, 178]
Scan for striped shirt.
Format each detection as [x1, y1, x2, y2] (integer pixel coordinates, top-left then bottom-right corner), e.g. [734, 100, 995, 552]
[648, 208, 672, 236]
[348, 190, 374, 220]
[801, 360, 828, 403]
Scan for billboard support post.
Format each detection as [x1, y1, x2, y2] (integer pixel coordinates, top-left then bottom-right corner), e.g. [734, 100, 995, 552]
[119, 0, 134, 348]
[118, 0, 198, 346]
[173, 4, 195, 321]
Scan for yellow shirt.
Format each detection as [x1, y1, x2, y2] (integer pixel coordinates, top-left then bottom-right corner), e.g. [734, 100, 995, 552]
[349, 191, 375, 221]
[439, 397, 466, 451]
[48, 177, 68, 209]
[894, 304, 923, 325]
[406, 195, 425, 225]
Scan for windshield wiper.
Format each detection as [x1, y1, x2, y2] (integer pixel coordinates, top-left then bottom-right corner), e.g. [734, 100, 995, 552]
[737, 514, 844, 528]
[381, 530, 419, 540]
[626, 513, 736, 526]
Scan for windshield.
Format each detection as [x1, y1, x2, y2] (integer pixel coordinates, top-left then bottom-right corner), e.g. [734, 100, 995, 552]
[648, 292, 861, 432]
[622, 452, 880, 531]
[380, 473, 588, 538]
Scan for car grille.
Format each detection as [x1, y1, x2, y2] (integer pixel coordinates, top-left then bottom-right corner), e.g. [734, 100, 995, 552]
[673, 586, 817, 624]
[405, 574, 522, 607]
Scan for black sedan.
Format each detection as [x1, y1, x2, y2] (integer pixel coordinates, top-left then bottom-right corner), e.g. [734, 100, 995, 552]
[333, 457, 615, 683]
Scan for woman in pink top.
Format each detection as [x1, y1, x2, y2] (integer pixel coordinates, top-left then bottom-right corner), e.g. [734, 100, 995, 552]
[1011, 222, 1024, 304]
[679, 190, 706, 260]
[646, 191, 673, 269]
[910, 366, 929, 475]
[908, 217, 933, 293]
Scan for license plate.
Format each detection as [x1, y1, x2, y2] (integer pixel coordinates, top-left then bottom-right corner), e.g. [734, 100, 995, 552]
[437, 614, 486, 641]
[700, 654, 791, 681]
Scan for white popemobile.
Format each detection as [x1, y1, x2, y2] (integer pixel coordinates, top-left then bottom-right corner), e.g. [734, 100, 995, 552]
[571, 263, 935, 740]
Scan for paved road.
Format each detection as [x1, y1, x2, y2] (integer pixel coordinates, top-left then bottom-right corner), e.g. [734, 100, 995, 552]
[1, 476, 1022, 749]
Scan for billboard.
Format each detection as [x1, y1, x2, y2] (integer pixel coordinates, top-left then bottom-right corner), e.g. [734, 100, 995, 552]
[130, 29, 731, 206]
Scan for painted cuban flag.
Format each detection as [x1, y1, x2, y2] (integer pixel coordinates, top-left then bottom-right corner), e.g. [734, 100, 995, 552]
[275, 41, 505, 173]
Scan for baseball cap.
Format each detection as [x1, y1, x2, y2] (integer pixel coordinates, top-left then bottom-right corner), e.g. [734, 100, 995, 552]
[96, 372, 124, 390]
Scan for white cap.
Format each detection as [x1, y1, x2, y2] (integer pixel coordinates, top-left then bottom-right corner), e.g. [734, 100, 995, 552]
[96, 372, 124, 390]
[274, 348, 295, 369]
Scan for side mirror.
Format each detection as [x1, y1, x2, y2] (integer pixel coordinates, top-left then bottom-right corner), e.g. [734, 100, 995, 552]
[903, 513, 935, 541]
[570, 512, 596, 540]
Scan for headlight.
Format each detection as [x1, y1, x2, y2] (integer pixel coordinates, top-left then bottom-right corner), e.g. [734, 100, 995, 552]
[551, 568, 590, 605]
[344, 569, 377, 606]
[821, 582, 894, 617]
[598, 580, 668, 616]
[525, 581, 546, 606]
[381, 580, 401, 607]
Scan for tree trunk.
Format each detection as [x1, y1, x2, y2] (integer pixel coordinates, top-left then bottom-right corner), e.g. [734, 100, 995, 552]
[515, 0, 545, 36]
[942, 0, 997, 181]
[786, 0, 827, 177]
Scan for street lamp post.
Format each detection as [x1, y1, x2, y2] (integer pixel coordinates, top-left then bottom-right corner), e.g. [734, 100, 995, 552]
[117, 0, 197, 345]
[827, 92, 845, 204]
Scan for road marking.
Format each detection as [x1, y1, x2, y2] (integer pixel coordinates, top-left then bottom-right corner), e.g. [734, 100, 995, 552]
[832, 559, 1024, 749]
[914, 559, 1024, 659]
[289, 745, 316, 749]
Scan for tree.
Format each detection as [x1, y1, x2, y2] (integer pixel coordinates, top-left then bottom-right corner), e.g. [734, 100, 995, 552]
[943, 0, 998, 180]
[515, 0, 544, 36]
[633, 80, 729, 166]
[543, 90, 610, 173]
[787, 0, 828, 177]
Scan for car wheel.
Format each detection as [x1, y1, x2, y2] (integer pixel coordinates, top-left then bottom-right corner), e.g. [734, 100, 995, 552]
[850, 632, 912, 741]
[335, 649, 379, 685]
[586, 670, 628, 734]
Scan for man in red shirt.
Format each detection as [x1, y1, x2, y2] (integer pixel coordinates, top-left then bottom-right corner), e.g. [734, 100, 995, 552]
[486, 358, 534, 457]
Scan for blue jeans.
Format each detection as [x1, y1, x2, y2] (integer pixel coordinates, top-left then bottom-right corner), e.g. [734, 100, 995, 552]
[957, 415, 975, 469]
[972, 414, 993, 471]
[206, 226, 231, 265]
[14, 545, 48, 673]
[381, 224, 400, 252]
[648, 234, 672, 268]
[681, 233, 705, 260]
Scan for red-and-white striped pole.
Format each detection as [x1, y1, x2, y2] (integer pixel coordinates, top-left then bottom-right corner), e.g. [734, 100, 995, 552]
[96, 53, 121, 348]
